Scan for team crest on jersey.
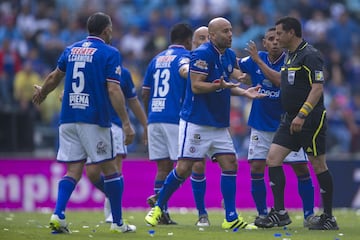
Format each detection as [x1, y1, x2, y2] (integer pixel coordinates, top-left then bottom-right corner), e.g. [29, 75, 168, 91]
[315, 70, 324, 82]
[194, 59, 208, 70]
[115, 65, 121, 76]
[227, 64, 233, 72]
[96, 141, 107, 155]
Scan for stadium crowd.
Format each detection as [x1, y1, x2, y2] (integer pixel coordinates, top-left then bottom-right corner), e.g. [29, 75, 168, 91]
[0, 0, 360, 158]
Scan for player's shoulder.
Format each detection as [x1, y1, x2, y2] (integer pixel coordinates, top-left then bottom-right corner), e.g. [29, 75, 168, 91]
[121, 67, 131, 79]
[302, 43, 324, 61]
[192, 42, 212, 58]
[103, 44, 120, 54]
[258, 51, 268, 58]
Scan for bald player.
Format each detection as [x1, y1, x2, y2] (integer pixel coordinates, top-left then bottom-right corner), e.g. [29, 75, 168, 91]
[145, 17, 264, 230]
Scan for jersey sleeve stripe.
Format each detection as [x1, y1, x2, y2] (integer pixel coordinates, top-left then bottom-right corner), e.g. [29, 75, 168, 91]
[190, 70, 208, 76]
[107, 78, 120, 84]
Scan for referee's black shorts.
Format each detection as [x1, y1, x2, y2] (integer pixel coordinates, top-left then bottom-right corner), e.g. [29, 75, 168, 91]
[272, 110, 327, 156]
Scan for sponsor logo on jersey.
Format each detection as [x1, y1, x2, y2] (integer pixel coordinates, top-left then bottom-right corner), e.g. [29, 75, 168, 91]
[69, 93, 89, 109]
[68, 47, 97, 63]
[194, 59, 208, 70]
[151, 98, 166, 112]
[258, 88, 280, 98]
[155, 55, 176, 68]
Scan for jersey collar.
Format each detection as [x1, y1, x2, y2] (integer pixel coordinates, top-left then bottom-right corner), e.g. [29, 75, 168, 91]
[86, 36, 105, 43]
[268, 52, 286, 65]
[290, 40, 308, 54]
[168, 44, 186, 49]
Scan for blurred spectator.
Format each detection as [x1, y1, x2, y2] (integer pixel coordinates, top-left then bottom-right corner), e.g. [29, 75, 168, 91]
[326, 94, 353, 155]
[0, 38, 22, 108]
[37, 20, 65, 69]
[327, 3, 360, 59]
[349, 92, 360, 154]
[304, 10, 332, 43]
[344, 47, 360, 90]
[120, 25, 148, 61]
[13, 60, 42, 112]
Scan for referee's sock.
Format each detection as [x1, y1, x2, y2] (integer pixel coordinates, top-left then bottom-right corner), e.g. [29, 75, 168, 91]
[269, 166, 286, 211]
[316, 170, 334, 217]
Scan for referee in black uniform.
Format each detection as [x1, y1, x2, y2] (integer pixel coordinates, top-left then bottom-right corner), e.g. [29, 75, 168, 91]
[256, 16, 339, 230]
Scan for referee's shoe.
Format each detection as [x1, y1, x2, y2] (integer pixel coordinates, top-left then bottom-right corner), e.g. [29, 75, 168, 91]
[308, 213, 339, 230]
[254, 208, 291, 228]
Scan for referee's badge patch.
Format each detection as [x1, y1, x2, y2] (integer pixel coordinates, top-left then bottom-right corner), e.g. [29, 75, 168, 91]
[315, 70, 324, 82]
[288, 71, 295, 85]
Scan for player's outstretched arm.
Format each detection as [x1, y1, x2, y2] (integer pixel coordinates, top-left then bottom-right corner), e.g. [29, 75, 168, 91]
[32, 68, 65, 105]
[231, 85, 266, 99]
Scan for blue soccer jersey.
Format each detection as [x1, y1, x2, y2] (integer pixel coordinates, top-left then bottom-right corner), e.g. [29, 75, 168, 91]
[238, 51, 285, 131]
[180, 41, 237, 128]
[143, 45, 190, 124]
[57, 36, 122, 127]
[111, 67, 137, 127]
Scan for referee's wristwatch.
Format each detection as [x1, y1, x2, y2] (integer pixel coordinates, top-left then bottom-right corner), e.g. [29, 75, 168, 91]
[297, 112, 306, 119]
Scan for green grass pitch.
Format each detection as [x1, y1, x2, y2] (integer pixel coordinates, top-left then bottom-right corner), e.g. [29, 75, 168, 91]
[0, 208, 359, 240]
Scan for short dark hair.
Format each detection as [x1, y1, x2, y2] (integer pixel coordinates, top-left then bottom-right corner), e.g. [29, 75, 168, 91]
[170, 23, 193, 44]
[87, 12, 112, 36]
[276, 16, 302, 38]
[267, 27, 276, 33]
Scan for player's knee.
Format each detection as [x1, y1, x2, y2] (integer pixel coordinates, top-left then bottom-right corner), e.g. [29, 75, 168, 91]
[292, 164, 310, 176]
[250, 161, 266, 173]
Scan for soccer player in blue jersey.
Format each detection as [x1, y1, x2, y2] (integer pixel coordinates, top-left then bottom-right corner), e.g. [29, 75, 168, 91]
[142, 22, 193, 225]
[145, 26, 211, 226]
[32, 12, 136, 234]
[189, 26, 211, 227]
[238, 27, 315, 228]
[145, 17, 264, 230]
[85, 66, 148, 223]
